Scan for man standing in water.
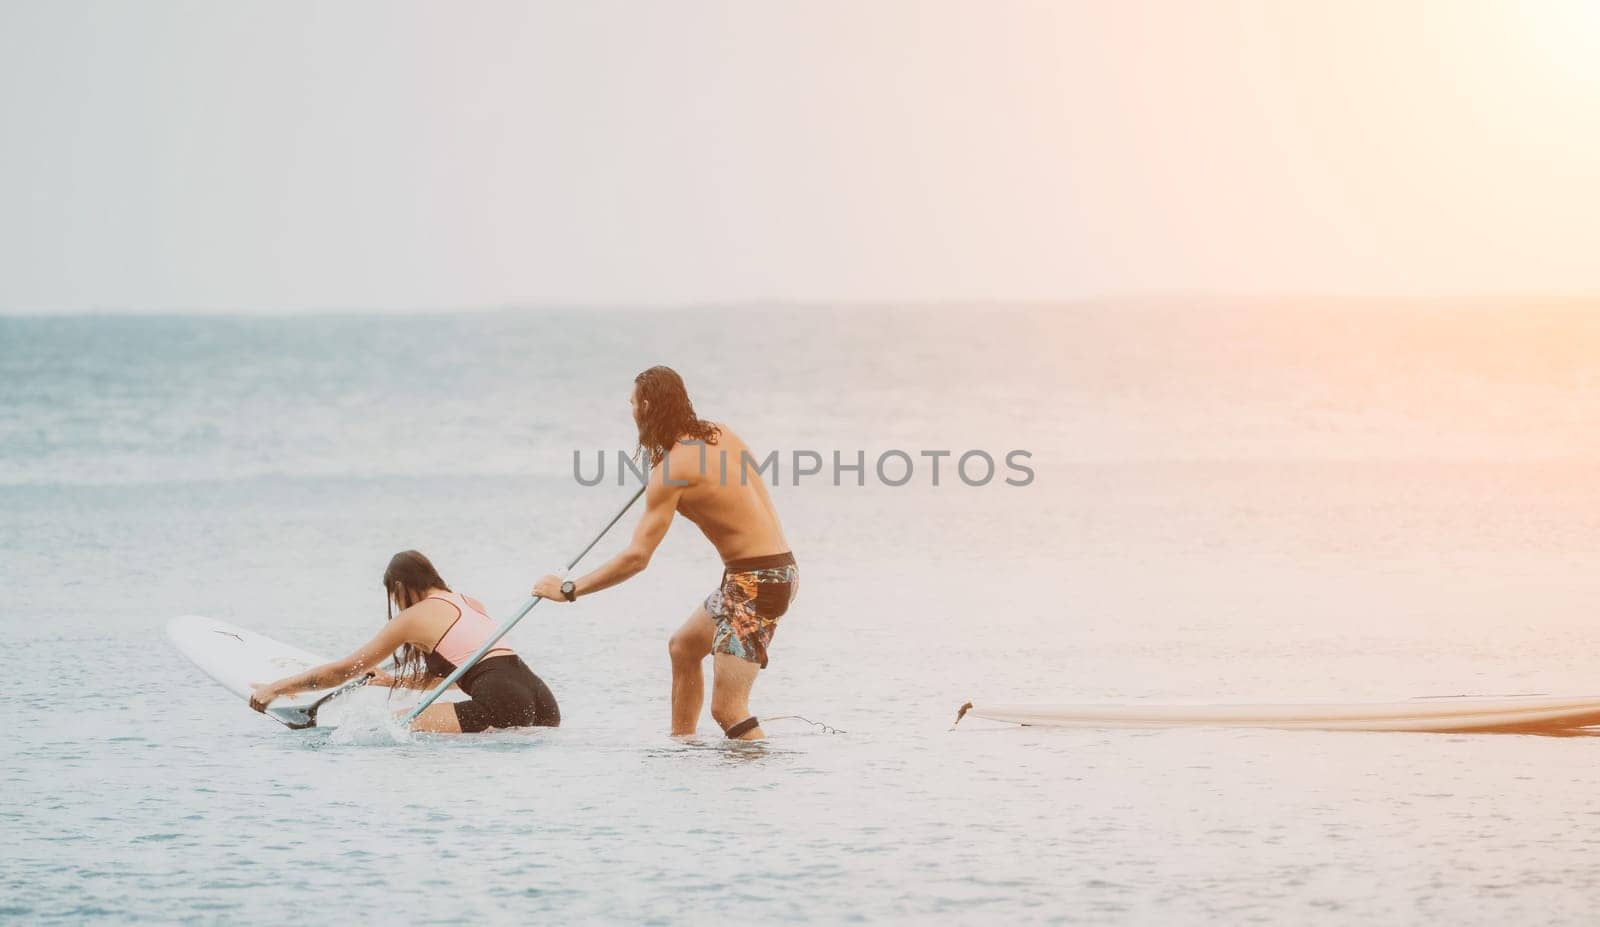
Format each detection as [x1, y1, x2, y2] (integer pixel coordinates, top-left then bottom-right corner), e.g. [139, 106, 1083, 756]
[532, 366, 797, 740]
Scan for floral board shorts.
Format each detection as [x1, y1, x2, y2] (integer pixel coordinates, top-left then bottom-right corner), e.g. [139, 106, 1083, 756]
[703, 552, 798, 669]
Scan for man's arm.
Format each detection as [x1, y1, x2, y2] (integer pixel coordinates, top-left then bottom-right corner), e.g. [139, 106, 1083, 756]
[533, 471, 684, 601]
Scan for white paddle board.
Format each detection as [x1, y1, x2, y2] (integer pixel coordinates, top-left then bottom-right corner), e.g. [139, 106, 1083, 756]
[957, 696, 1600, 734]
[167, 614, 462, 729]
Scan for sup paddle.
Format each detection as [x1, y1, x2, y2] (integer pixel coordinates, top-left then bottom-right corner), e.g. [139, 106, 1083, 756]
[400, 484, 648, 726]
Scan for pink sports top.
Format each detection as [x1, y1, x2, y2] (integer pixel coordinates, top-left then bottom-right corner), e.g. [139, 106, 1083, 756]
[425, 592, 514, 669]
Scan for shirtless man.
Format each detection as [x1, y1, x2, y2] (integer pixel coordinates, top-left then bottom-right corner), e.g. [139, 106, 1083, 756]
[532, 366, 797, 740]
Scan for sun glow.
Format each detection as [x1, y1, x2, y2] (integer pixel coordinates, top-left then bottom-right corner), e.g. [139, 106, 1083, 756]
[1519, 0, 1600, 85]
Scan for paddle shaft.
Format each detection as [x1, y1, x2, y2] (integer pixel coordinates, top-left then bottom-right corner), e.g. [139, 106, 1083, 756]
[400, 484, 647, 725]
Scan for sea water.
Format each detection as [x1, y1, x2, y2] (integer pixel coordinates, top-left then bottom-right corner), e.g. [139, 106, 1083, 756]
[4, 302, 1600, 924]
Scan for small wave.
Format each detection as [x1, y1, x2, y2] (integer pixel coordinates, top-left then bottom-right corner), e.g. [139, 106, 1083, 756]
[323, 697, 415, 747]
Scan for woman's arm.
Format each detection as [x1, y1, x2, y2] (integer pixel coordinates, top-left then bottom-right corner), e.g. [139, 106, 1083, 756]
[250, 619, 412, 711]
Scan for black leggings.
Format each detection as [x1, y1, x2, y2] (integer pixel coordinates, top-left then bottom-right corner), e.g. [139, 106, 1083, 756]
[452, 655, 560, 732]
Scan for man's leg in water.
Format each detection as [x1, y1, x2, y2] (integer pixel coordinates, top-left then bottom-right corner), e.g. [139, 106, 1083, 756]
[667, 605, 715, 735]
[710, 653, 764, 740]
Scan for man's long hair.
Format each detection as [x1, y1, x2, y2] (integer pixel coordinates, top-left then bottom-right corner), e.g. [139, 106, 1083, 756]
[634, 365, 719, 466]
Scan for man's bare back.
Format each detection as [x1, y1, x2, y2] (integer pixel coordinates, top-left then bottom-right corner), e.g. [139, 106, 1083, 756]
[662, 425, 789, 565]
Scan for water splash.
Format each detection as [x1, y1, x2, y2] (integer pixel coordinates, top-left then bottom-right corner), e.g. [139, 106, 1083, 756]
[319, 688, 418, 746]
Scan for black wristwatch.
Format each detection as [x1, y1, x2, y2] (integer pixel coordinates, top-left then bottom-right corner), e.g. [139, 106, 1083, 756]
[560, 580, 577, 602]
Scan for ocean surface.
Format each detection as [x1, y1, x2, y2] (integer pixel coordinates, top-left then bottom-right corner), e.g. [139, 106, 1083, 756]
[4, 301, 1600, 924]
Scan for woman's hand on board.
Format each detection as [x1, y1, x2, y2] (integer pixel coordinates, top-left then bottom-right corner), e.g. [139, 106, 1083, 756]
[248, 683, 278, 713]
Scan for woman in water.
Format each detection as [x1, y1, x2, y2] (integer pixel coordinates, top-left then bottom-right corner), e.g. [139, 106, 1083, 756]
[249, 550, 560, 732]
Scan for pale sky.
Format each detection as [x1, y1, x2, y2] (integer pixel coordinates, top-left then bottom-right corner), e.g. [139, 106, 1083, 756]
[2, 1, 1597, 313]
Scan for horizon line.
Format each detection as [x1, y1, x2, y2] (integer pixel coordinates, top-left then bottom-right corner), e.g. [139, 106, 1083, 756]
[2, 290, 1598, 320]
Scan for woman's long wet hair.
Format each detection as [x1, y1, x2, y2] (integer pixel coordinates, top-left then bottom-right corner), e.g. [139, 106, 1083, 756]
[634, 365, 719, 466]
[383, 550, 451, 692]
